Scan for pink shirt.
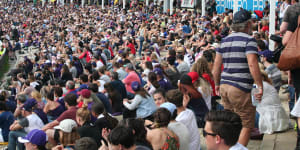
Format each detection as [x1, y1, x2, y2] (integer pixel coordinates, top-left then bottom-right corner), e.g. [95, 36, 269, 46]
[122, 71, 140, 94]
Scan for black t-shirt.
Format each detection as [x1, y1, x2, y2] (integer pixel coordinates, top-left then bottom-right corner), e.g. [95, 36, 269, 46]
[284, 3, 300, 32]
[77, 122, 102, 147]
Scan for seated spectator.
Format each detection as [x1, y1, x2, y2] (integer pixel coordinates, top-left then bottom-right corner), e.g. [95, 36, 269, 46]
[160, 102, 190, 150]
[60, 65, 73, 83]
[43, 89, 65, 122]
[141, 61, 153, 82]
[77, 89, 94, 110]
[146, 108, 180, 150]
[176, 54, 190, 75]
[179, 74, 209, 127]
[98, 66, 111, 83]
[76, 106, 102, 147]
[52, 137, 97, 150]
[259, 50, 282, 91]
[53, 87, 66, 111]
[8, 99, 45, 150]
[31, 90, 44, 110]
[13, 94, 27, 118]
[104, 82, 123, 115]
[43, 93, 78, 144]
[18, 129, 47, 150]
[89, 83, 112, 113]
[122, 63, 141, 96]
[160, 60, 180, 88]
[256, 71, 289, 134]
[99, 126, 136, 150]
[119, 118, 153, 150]
[51, 119, 80, 147]
[112, 62, 127, 81]
[153, 68, 173, 91]
[145, 72, 161, 95]
[74, 137, 98, 150]
[91, 71, 106, 93]
[91, 102, 118, 131]
[64, 81, 77, 96]
[110, 72, 127, 100]
[188, 72, 212, 110]
[191, 57, 216, 96]
[76, 74, 89, 92]
[0, 91, 16, 113]
[0, 101, 14, 142]
[123, 81, 157, 119]
[153, 89, 166, 107]
[166, 89, 201, 150]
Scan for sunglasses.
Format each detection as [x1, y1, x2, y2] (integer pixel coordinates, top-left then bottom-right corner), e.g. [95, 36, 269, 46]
[203, 130, 217, 137]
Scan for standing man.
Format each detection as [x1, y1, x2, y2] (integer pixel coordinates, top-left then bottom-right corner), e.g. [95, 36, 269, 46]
[280, 1, 300, 149]
[213, 10, 263, 146]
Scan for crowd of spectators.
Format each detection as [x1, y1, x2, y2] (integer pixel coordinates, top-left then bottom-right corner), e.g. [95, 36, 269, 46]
[0, 0, 297, 149]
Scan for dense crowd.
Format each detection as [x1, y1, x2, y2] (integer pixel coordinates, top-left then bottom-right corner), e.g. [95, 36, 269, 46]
[0, 0, 299, 150]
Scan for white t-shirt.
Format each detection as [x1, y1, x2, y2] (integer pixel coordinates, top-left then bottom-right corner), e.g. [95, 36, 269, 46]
[229, 143, 248, 150]
[197, 87, 212, 110]
[97, 80, 106, 93]
[20, 113, 44, 133]
[292, 95, 300, 117]
[168, 121, 190, 150]
[96, 60, 104, 70]
[176, 109, 201, 150]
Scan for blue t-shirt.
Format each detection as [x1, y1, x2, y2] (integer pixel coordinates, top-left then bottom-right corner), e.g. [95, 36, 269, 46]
[182, 25, 191, 34]
[96, 92, 113, 114]
[0, 111, 14, 141]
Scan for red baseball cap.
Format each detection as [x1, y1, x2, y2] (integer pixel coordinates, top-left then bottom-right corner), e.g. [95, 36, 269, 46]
[77, 89, 91, 98]
[187, 72, 199, 83]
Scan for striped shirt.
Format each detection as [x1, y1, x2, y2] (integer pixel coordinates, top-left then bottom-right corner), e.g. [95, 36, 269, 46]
[217, 32, 258, 92]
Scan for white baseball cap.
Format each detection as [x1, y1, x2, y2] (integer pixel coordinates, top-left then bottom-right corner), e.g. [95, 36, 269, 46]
[54, 119, 77, 133]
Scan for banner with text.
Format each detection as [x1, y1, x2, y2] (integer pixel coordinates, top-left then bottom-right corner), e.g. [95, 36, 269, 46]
[216, 0, 268, 13]
[181, 0, 195, 8]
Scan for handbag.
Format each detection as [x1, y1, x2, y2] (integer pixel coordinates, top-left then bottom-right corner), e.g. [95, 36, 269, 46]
[277, 16, 300, 71]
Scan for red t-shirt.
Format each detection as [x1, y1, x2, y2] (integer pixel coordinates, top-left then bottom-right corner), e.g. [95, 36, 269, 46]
[122, 71, 141, 94]
[127, 43, 136, 55]
[79, 51, 92, 63]
[261, 26, 269, 32]
[214, 30, 220, 35]
[56, 106, 78, 122]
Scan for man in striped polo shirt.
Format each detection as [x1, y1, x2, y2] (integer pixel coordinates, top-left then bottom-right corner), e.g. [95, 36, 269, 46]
[213, 10, 263, 146]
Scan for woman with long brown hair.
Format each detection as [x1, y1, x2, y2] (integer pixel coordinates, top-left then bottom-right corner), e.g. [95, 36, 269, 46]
[146, 108, 179, 150]
[178, 74, 209, 128]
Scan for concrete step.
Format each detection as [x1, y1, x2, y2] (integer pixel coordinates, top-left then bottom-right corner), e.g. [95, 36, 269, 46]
[261, 129, 297, 150]
[259, 88, 297, 150]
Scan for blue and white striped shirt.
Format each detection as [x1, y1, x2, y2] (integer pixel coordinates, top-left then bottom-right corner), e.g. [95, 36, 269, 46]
[217, 32, 258, 92]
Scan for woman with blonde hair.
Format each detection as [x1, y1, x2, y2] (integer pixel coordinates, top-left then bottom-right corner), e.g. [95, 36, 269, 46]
[31, 90, 44, 110]
[188, 72, 213, 110]
[76, 106, 103, 147]
[137, 22, 147, 56]
[191, 57, 216, 96]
